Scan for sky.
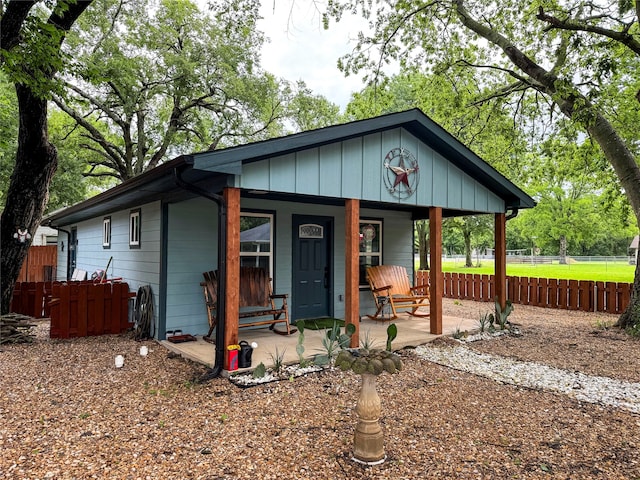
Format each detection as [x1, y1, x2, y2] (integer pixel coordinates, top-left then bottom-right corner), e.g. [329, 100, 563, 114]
[256, 1, 369, 110]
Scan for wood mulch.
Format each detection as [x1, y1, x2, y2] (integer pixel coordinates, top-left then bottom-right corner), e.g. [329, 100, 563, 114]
[1, 300, 639, 479]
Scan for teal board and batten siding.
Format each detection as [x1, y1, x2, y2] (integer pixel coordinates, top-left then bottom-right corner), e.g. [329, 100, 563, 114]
[55, 201, 162, 318]
[236, 128, 505, 213]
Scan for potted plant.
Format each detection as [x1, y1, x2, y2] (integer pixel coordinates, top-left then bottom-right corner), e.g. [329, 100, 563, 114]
[335, 324, 402, 465]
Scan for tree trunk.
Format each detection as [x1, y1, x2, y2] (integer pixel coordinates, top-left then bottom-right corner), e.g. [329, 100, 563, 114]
[1, 0, 92, 314]
[464, 231, 472, 267]
[618, 259, 640, 329]
[416, 220, 429, 270]
[454, 0, 640, 328]
[0, 84, 57, 314]
[558, 235, 567, 265]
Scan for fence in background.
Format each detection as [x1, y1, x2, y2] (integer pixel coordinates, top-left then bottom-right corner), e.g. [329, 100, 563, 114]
[17, 245, 58, 282]
[443, 255, 634, 265]
[10, 281, 135, 338]
[415, 271, 633, 314]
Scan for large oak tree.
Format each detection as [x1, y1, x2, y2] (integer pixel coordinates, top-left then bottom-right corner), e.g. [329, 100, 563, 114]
[55, 0, 285, 182]
[1, 0, 93, 314]
[52, 0, 342, 182]
[327, 0, 640, 328]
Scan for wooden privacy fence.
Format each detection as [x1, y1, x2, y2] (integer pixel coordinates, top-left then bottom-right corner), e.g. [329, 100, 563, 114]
[415, 271, 633, 314]
[17, 245, 57, 282]
[49, 282, 135, 338]
[10, 281, 135, 338]
[10, 282, 53, 319]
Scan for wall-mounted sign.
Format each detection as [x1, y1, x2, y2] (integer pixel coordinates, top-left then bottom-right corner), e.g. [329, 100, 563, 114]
[361, 224, 376, 242]
[383, 147, 419, 199]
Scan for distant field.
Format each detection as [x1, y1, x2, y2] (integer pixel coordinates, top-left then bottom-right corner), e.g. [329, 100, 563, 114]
[439, 260, 635, 283]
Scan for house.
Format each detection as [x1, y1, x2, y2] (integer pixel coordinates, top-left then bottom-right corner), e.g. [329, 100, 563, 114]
[44, 109, 535, 370]
[630, 235, 639, 264]
[31, 225, 58, 246]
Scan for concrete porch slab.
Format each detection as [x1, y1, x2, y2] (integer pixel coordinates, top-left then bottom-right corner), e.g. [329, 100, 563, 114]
[159, 313, 477, 373]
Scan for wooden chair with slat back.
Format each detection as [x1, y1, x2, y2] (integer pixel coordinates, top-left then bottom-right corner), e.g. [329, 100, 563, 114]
[201, 271, 218, 343]
[201, 267, 295, 344]
[365, 265, 430, 320]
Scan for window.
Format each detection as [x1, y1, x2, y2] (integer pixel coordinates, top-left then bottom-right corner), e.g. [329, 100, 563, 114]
[129, 209, 140, 248]
[359, 219, 382, 286]
[240, 212, 273, 275]
[299, 223, 323, 238]
[102, 217, 111, 248]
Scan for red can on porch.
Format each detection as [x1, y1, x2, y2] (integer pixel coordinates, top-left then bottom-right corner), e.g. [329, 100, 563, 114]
[227, 349, 238, 371]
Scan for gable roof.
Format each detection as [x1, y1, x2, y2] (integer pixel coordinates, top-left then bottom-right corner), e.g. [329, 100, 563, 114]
[45, 108, 534, 227]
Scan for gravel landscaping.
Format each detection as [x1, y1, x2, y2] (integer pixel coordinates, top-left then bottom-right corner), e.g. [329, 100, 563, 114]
[2, 299, 640, 479]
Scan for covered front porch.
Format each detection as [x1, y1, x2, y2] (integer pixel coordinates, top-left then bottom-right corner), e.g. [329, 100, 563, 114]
[160, 305, 478, 371]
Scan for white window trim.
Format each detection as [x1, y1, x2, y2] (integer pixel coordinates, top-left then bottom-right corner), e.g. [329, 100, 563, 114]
[240, 212, 273, 275]
[102, 217, 111, 248]
[129, 209, 140, 247]
[359, 219, 383, 286]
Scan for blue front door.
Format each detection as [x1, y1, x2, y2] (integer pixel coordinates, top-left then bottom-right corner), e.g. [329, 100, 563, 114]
[292, 215, 332, 320]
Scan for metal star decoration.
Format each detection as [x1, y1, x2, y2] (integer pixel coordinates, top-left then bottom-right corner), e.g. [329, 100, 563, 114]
[383, 148, 420, 199]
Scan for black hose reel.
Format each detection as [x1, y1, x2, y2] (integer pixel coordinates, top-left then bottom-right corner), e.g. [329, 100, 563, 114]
[134, 285, 155, 341]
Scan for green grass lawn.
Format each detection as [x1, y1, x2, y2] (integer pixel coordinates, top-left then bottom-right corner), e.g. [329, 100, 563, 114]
[440, 260, 635, 283]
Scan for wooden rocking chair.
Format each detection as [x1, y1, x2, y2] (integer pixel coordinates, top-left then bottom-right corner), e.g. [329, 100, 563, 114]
[365, 265, 430, 320]
[201, 267, 295, 343]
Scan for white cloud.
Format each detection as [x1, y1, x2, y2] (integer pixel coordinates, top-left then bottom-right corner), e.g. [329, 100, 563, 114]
[257, 1, 369, 110]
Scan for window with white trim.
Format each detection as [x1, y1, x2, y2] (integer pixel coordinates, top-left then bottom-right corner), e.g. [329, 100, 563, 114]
[359, 219, 383, 286]
[240, 212, 273, 275]
[129, 209, 140, 248]
[102, 216, 111, 248]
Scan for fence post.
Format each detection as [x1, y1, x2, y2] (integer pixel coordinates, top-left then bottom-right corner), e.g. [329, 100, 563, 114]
[568, 280, 579, 310]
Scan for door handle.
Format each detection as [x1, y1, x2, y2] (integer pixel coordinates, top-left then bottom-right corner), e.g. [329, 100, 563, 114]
[324, 267, 329, 288]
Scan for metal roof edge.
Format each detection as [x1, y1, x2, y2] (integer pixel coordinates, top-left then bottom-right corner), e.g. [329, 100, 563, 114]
[191, 109, 424, 168]
[44, 156, 189, 226]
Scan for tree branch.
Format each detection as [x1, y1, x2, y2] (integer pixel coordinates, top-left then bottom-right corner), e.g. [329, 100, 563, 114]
[63, 82, 127, 129]
[536, 7, 640, 56]
[48, 0, 94, 47]
[52, 94, 127, 172]
[0, 1, 37, 53]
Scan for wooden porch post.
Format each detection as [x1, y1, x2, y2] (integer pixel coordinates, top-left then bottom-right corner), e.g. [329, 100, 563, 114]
[223, 187, 240, 369]
[495, 212, 507, 310]
[345, 199, 360, 348]
[429, 207, 443, 334]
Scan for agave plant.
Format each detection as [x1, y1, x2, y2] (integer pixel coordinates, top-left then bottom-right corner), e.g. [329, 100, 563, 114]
[493, 297, 514, 330]
[314, 321, 356, 366]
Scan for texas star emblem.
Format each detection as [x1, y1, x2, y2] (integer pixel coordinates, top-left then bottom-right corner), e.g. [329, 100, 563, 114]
[383, 147, 420, 199]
